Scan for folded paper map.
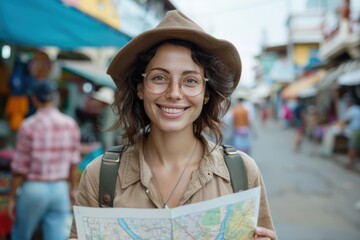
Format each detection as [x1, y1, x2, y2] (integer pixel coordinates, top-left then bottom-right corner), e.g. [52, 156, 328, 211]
[74, 186, 260, 240]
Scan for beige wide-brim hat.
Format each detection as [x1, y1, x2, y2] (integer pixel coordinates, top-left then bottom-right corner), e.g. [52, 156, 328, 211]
[91, 87, 115, 105]
[107, 10, 241, 95]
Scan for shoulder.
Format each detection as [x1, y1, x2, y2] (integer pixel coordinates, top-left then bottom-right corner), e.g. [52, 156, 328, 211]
[56, 110, 78, 126]
[17, 113, 38, 133]
[52, 110, 80, 131]
[236, 151, 262, 188]
[204, 140, 262, 187]
[83, 154, 103, 175]
[81, 146, 135, 184]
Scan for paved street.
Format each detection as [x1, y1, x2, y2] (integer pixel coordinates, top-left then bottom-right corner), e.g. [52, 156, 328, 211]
[251, 120, 360, 240]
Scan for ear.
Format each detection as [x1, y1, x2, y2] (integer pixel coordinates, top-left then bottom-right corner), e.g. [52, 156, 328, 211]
[203, 95, 209, 104]
[137, 84, 144, 100]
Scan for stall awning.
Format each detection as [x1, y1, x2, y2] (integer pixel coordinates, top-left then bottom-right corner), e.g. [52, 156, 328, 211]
[338, 69, 360, 86]
[0, 0, 131, 49]
[281, 70, 325, 99]
[297, 86, 317, 98]
[61, 61, 115, 89]
[318, 60, 360, 90]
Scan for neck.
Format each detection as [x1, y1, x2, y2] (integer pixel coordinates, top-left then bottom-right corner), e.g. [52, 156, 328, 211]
[146, 131, 199, 166]
[34, 99, 53, 109]
[39, 103, 53, 108]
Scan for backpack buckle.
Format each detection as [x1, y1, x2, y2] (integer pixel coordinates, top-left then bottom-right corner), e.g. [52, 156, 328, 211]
[222, 145, 238, 155]
[102, 152, 120, 163]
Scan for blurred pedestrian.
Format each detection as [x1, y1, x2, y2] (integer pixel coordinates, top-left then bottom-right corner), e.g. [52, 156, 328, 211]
[7, 81, 81, 240]
[305, 105, 319, 141]
[259, 98, 270, 128]
[339, 97, 360, 169]
[293, 98, 306, 152]
[70, 10, 276, 240]
[233, 97, 254, 155]
[280, 100, 292, 128]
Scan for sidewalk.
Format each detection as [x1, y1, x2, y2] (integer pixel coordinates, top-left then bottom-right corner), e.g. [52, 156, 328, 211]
[254, 119, 360, 240]
[329, 152, 360, 173]
[300, 128, 360, 174]
[256, 119, 360, 174]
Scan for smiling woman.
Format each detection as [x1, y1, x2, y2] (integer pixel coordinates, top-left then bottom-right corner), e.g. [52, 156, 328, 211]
[69, 10, 276, 240]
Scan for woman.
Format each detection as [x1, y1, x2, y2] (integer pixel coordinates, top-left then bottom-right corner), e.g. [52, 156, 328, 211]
[70, 10, 276, 240]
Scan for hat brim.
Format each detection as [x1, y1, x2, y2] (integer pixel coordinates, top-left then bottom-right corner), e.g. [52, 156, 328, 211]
[107, 28, 241, 94]
[91, 87, 115, 105]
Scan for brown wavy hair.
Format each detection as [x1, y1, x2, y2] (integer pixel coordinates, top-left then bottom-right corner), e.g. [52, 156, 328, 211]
[110, 39, 235, 147]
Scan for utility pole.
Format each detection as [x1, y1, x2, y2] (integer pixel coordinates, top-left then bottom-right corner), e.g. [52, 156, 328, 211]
[286, 0, 295, 81]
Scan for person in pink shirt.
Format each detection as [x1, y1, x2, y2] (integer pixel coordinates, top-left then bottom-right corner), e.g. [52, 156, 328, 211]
[7, 81, 81, 240]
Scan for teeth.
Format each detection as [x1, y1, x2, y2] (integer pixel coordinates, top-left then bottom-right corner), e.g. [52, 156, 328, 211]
[161, 107, 184, 114]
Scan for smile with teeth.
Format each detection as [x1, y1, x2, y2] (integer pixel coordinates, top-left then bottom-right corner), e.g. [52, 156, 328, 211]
[160, 107, 185, 114]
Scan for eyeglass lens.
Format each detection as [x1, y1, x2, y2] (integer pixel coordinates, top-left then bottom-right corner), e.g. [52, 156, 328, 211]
[143, 70, 206, 96]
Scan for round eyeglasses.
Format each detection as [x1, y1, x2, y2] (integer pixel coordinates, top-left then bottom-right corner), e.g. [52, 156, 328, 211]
[142, 70, 208, 96]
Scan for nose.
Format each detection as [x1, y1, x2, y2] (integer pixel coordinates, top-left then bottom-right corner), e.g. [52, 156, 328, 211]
[165, 80, 183, 99]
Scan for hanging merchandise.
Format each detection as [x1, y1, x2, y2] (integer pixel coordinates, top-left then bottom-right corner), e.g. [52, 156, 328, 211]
[7, 51, 53, 122]
[0, 60, 9, 95]
[28, 51, 51, 80]
[6, 54, 31, 131]
[8, 56, 31, 96]
[4, 95, 29, 131]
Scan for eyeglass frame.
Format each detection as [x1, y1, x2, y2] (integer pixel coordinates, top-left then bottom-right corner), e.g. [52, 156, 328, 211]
[141, 70, 209, 96]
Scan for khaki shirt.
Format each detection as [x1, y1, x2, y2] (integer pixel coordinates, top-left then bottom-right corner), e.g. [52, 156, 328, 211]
[70, 139, 274, 238]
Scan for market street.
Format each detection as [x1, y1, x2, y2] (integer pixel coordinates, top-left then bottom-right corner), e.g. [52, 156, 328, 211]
[251, 119, 360, 240]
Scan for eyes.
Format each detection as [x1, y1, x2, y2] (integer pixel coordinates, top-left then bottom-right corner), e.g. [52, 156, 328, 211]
[142, 69, 208, 96]
[149, 73, 201, 87]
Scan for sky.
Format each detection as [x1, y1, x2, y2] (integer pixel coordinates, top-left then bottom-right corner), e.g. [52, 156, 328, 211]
[171, 0, 307, 86]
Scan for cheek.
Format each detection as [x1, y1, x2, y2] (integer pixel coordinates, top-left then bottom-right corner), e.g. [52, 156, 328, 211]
[193, 97, 205, 114]
[142, 92, 158, 114]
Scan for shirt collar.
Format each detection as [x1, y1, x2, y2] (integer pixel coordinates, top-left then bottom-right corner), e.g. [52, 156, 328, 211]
[37, 106, 57, 114]
[120, 137, 230, 189]
[198, 139, 231, 185]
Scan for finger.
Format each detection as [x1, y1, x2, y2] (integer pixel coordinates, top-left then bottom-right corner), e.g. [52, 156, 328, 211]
[254, 227, 277, 239]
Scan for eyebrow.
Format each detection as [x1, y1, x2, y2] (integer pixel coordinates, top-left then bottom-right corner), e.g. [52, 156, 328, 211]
[148, 67, 169, 74]
[148, 67, 202, 75]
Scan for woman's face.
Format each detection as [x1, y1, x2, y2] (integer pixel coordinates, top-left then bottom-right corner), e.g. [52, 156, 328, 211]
[138, 43, 206, 134]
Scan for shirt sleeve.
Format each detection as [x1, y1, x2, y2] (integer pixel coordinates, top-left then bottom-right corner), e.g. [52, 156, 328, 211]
[241, 153, 276, 233]
[11, 124, 32, 175]
[69, 156, 102, 238]
[70, 121, 81, 165]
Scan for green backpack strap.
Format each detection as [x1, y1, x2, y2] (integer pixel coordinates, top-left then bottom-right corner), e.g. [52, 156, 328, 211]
[99, 145, 125, 207]
[222, 144, 248, 192]
[99, 144, 248, 207]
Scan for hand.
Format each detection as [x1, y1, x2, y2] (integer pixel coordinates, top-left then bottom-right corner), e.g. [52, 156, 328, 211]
[249, 226, 277, 240]
[6, 197, 16, 222]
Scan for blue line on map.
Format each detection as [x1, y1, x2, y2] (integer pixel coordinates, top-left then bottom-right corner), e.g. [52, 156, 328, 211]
[118, 219, 142, 240]
[215, 205, 232, 240]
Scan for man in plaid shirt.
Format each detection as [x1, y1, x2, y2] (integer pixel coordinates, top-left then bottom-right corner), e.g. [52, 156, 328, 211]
[7, 81, 81, 240]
